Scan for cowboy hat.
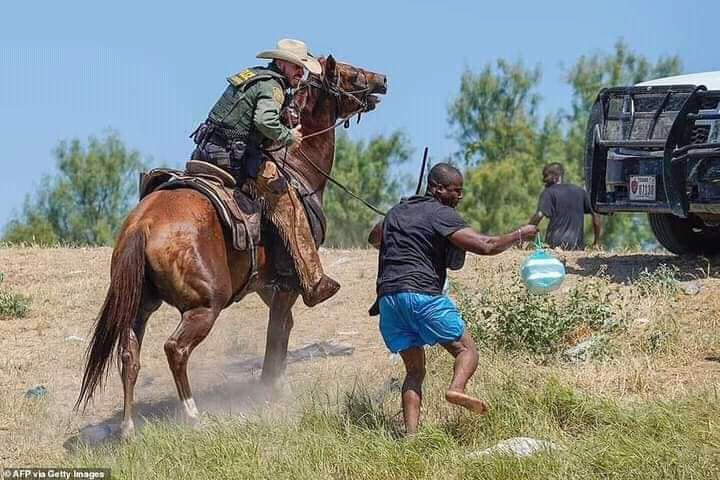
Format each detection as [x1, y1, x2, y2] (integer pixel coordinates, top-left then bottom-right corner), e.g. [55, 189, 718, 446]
[256, 39, 322, 75]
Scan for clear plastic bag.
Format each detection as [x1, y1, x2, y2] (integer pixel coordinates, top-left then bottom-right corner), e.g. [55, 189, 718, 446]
[520, 237, 565, 294]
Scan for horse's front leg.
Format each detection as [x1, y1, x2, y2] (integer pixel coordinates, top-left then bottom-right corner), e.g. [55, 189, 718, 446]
[260, 288, 298, 385]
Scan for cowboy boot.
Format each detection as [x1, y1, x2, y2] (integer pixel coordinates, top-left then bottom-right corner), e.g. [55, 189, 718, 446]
[255, 161, 340, 307]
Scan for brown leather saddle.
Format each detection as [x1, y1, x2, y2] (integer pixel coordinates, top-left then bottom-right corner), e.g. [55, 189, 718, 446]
[138, 160, 328, 297]
[138, 160, 261, 251]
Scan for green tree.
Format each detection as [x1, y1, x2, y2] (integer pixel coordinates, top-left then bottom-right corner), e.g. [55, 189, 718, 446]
[3, 132, 145, 246]
[448, 60, 562, 234]
[449, 60, 541, 167]
[324, 131, 411, 247]
[447, 42, 684, 248]
[564, 39, 682, 249]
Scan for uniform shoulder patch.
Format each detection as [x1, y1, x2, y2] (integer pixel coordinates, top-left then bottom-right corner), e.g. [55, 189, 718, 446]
[227, 69, 257, 87]
[272, 86, 285, 106]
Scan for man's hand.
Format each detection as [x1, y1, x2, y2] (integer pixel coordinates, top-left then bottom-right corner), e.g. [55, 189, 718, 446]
[518, 224, 539, 241]
[289, 125, 303, 151]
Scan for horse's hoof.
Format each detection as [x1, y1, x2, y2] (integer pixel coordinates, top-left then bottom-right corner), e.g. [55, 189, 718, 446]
[79, 423, 120, 445]
[258, 376, 290, 401]
[119, 422, 135, 441]
[273, 379, 293, 398]
[187, 415, 207, 431]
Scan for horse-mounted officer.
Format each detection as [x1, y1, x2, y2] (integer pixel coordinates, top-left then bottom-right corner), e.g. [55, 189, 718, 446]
[191, 39, 339, 307]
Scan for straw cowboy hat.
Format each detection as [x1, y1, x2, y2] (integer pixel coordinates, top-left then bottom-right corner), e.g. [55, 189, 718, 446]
[257, 39, 322, 75]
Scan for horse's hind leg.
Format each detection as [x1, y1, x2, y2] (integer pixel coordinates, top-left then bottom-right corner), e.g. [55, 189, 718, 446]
[120, 291, 161, 439]
[164, 306, 221, 424]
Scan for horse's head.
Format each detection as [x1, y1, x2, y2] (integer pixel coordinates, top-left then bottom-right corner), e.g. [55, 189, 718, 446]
[297, 55, 387, 123]
[323, 55, 387, 115]
[282, 55, 387, 189]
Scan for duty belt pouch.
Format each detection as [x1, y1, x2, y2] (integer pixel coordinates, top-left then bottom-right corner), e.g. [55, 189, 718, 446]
[229, 141, 247, 171]
[239, 141, 264, 178]
[230, 140, 247, 166]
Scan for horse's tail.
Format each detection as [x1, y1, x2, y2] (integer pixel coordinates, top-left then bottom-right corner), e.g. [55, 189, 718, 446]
[75, 227, 146, 411]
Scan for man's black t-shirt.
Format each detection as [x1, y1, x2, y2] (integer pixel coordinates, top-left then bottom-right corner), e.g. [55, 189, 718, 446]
[377, 195, 467, 297]
[537, 183, 592, 250]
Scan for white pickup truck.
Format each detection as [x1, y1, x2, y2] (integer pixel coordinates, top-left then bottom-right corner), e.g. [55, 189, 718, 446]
[584, 71, 720, 254]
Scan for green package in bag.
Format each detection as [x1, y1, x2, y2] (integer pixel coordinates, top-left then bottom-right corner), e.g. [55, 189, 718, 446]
[520, 236, 566, 294]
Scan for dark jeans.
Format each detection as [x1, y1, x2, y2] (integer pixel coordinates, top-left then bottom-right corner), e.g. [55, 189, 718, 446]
[191, 141, 264, 184]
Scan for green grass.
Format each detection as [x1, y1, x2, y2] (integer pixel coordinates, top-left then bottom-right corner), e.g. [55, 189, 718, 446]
[0, 272, 31, 319]
[632, 264, 680, 297]
[67, 367, 720, 480]
[52, 257, 720, 478]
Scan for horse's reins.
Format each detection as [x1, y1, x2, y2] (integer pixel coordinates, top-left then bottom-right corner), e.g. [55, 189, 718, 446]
[295, 147, 387, 216]
[282, 71, 387, 216]
[294, 72, 371, 140]
[264, 78, 364, 153]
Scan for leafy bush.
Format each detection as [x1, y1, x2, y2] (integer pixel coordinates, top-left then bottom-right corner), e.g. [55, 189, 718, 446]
[633, 264, 679, 297]
[456, 279, 612, 355]
[0, 272, 31, 319]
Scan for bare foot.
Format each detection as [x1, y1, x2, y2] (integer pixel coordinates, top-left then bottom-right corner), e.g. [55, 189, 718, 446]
[445, 390, 489, 415]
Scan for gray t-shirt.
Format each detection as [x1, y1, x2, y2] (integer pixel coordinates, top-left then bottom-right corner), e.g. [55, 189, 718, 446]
[537, 183, 592, 250]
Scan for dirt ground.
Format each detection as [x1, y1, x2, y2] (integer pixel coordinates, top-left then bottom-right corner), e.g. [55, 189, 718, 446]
[1, 246, 719, 464]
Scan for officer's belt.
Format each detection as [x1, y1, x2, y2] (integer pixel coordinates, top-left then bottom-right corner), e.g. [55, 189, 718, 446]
[204, 121, 259, 151]
[206, 131, 230, 148]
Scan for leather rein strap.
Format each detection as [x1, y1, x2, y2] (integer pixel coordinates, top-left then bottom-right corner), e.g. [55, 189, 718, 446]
[289, 72, 387, 216]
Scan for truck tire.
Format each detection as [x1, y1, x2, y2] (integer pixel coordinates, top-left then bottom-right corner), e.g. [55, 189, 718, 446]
[648, 213, 720, 255]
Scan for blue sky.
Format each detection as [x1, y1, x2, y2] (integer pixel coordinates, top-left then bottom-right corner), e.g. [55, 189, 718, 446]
[1, 0, 717, 231]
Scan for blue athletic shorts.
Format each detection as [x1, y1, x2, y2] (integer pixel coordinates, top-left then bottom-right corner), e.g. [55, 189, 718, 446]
[378, 292, 464, 353]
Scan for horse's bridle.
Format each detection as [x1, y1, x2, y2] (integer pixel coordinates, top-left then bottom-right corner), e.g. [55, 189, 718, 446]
[278, 68, 387, 216]
[306, 68, 373, 110]
[293, 69, 375, 140]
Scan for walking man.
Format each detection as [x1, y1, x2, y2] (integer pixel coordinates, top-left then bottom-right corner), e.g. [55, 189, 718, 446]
[529, 162, 602, 250]
[369, 163, 537, 435]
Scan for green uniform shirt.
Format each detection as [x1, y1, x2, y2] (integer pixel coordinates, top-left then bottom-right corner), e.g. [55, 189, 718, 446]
[207, 65, 295, 148]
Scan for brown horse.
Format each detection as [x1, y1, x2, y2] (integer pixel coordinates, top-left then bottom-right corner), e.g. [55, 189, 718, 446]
[76, 56, 387, 438]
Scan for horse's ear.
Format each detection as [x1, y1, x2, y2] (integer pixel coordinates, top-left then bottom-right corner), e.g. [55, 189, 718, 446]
[324, 55, 336, 78]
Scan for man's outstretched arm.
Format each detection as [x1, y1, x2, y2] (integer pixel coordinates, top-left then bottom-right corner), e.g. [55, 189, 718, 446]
[449, 225, 537, 256]
[530, 190, 549, 226]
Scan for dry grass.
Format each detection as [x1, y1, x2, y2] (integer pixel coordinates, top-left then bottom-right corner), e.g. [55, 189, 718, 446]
[0, 246, 387, 466]
[1, 246, 720, 474]
[456, 249, 720, 400]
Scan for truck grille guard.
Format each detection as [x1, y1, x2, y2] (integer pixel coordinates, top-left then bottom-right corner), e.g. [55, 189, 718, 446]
[586, 85, 720, 217]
